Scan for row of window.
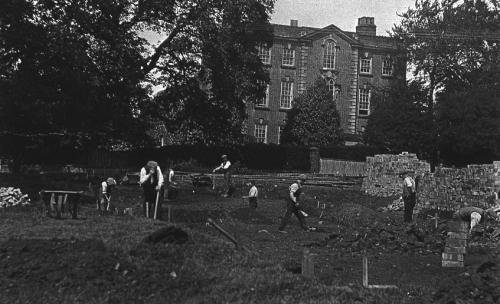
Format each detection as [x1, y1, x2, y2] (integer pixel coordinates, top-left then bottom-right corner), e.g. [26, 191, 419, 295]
[257, 44, 393, 76]
[256, 81, 371, 116]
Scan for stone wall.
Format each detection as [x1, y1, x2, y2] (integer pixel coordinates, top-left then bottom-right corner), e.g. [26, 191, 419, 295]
[361, 153, 431, 197]
[416, 162, 500, 211]
[362, 153, 500, 211]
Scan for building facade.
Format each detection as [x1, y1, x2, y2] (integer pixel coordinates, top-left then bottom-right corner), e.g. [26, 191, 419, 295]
[246, 17, 405, 144]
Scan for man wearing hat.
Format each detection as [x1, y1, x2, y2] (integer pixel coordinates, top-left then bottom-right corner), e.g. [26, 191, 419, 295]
[213, 154, 232, 197]
[140, 161, 164, 218]
[401, 171, 416, 223]
[454, 206, 500, 234]
[99, 177, 117, 213]
[278, 174, 310, 233]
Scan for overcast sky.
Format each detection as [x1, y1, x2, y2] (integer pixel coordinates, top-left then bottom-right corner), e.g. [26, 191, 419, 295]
[271, 0, 416, 36]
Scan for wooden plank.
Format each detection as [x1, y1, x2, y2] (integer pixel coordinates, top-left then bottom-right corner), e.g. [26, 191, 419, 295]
[41, 190, 84, 194]
[362, 256, 368, 288]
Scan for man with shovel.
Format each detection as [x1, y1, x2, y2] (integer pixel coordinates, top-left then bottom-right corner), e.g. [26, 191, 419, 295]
[99, 177, 117, 214]
[140, 161, 164, 219]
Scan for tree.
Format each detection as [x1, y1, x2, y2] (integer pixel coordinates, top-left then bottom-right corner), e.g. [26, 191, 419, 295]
[436, 67, 500, 165]
[364, 81, 436, 159]
[281, 79, 341, 146]
[0, 0, 275, 152]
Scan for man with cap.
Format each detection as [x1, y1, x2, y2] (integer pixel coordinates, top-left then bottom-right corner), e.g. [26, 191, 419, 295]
[401, 171, 416, 223]
[454, 206, 500, 234]
[139, 161, 164, 218]
[213, 154, 232, 197]
[278, 174, 310, 233]
[98, 177, 117, 213]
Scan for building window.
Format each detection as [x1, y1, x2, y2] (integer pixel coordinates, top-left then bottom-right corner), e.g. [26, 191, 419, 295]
[323, 40, 336, 69]
[254, 124, 267, 143]
[280, 81, 293, 109]
[358, 88, 371, 116]
[360, 58, 372, 74]
[327, 79, 335, 92]
[382, 57, 393, 76]
[258, 44, 271, 65]
[255, 84, 269, 107]
[282, 48, 295, 66]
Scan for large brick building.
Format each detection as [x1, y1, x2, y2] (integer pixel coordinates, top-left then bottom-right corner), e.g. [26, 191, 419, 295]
[246, 17, 405, 144]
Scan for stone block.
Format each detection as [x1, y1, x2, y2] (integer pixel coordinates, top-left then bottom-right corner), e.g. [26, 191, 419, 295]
[444, 246, 466, 254]
[442, 260, 464, 267]
[442, 253, 464, 262]
[447, 232, 468, 240]
[445, 238, 467, 247]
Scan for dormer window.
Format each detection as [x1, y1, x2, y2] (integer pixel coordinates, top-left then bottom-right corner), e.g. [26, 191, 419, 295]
[322, 40, 336, 69]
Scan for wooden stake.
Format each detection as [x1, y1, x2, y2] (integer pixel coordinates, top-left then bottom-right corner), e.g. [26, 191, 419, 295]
[153, 191, 160, 220]
[146, 202, 149, 218]
[167, 205, 172, 224]
[362, 256, 368, 288]
[56, 195, 63, 219]
[435, 211, 438, 229]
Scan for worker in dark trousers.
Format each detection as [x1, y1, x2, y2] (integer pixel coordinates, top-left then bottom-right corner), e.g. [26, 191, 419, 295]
[213, 154, 233, 197]
[139, 161, 164, 218]
[401, 171, 416, 223]
[453, 206, 500, 234]
[279, 174, 310, 233]
[98, 177, 117, 214]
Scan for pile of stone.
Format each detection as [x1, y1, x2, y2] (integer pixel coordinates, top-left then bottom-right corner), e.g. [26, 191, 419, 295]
[0, 187, 31, 208]
[361, 153, 431, 197]
[386, 197, 404, 211]
[417, 164, 497, 211]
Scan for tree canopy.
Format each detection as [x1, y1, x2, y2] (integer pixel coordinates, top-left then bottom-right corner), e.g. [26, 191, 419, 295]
[0, 0, 274, 151]
[281, 79, 342, 147]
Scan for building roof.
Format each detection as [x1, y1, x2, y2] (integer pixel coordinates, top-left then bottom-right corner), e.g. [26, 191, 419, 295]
[272, 23, 398, 50]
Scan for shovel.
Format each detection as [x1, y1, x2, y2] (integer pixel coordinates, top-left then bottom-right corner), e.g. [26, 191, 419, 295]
[153, 190, 160, 220]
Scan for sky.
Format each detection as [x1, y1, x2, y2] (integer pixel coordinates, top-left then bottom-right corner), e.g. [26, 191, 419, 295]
[271, 0, 416, 36]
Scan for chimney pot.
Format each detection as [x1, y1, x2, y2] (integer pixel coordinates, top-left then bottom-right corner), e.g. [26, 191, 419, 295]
[290, 19, 298, 27]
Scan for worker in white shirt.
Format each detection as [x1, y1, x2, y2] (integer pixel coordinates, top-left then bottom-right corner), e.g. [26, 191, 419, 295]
[453, 206, 500, 233]
[213, 154, 233, 197]
[98, 177, 116, 213]
[248, 180, 258, 209]
[139, 161, 164, 218]
[164, 167, 176, 200]
[401, 171, 416, 223]
[278, 174, 310, 233]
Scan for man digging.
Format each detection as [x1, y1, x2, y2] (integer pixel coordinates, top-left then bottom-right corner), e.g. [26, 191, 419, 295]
[139, 161, 164, 219]
[213, 154, 233, 197]
[278, 174, 312, 233]
[453, 206, 500, 234]
[401, 171, 416, 223]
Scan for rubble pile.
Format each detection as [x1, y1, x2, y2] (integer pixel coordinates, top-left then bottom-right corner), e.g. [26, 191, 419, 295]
[379, 197, 404, 212]
[0, 187, 30, 208]
[361, 153, 430, 197]
[417, 164, 499, 211]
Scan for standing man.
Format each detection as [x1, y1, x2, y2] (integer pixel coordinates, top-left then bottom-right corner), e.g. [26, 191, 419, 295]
[401, 171, 416, 223]
[278, 174, 310, 233]
[248, 180, 258, 209]
[213, 154, 232, 197]
[453, 206, 500, 234]
[139, 161, 164, 218]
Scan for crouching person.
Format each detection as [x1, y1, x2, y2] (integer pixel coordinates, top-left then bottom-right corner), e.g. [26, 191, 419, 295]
[140, 161, 164, 218]
[278, 174, 310, 233]
[98, 177, 116, 214]
[453, 206, 500, 234]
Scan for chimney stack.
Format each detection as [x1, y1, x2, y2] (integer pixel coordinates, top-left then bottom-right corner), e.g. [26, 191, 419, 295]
[290, 19, 298, 27]
[356, 17, 376, 36]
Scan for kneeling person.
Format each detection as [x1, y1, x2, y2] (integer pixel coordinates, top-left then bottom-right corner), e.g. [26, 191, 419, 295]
[453, 206, 500, 233]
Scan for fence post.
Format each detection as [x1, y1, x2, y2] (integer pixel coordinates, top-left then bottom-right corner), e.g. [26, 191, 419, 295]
[362, 256, 369, 287]
[310, 147, 320, 173]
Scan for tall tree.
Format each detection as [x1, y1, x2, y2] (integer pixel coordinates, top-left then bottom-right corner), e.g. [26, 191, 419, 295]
[281, 79, 341, 147]
[0, 0, 275, 152]
[364, 81, 436, 159]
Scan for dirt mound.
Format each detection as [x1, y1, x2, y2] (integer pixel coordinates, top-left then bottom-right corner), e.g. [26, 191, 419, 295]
[142, 226, 189, 244]
[172, 208, 225, 223]
[433, 260, 500, 303]
[0, 238, 133, 303]
[230, 207, 274, 224]
[330, 202, 384, 227]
